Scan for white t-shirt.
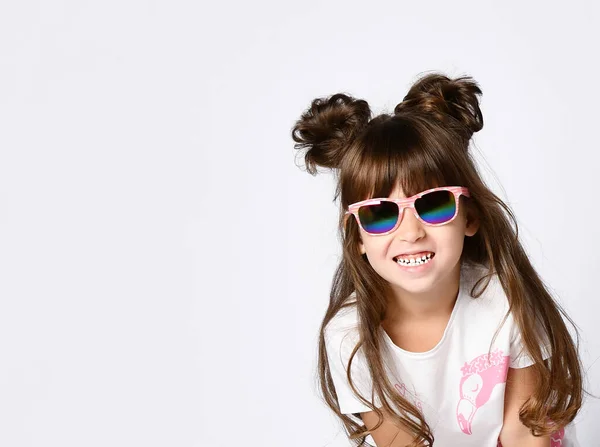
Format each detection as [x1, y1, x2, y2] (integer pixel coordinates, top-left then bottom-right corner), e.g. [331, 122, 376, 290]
[324, 261, 580, 446]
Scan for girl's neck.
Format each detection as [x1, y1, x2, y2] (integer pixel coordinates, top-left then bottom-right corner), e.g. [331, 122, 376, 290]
[385, 261, 462, 325]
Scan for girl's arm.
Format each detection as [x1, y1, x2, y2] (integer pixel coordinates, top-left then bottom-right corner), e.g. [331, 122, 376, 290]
[498, 365, 551, 447]
[360, 407, 417, 447]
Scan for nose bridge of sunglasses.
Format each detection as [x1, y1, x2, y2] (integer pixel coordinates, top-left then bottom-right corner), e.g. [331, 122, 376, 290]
[398, 203, 422, 225]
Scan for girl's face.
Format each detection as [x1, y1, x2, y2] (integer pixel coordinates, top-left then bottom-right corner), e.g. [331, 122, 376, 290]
[358, 183, 479, 299]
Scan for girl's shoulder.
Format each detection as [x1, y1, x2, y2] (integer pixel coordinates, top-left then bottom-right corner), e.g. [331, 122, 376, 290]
[460, 260, 509, 312]
[324, 293, 360, 341]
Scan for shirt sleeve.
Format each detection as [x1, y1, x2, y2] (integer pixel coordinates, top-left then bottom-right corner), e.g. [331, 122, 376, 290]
[509, 315, 552, 368]
[562, 421, 581, 447]
[324, 322, 379, 414]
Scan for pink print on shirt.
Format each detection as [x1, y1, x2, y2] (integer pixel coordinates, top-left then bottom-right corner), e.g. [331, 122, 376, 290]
[457, 349, 566, 446]
[456, 348, 510, 434]
[394, 381, 423, 412]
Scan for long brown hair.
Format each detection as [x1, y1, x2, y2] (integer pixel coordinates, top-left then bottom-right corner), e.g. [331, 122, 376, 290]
[291, 72, 590, 446]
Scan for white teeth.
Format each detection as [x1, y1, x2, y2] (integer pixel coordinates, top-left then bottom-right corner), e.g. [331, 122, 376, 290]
[395, 253, 433, 266]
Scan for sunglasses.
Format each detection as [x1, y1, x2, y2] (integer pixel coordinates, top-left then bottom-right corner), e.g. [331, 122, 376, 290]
[344, 186, 470, 236]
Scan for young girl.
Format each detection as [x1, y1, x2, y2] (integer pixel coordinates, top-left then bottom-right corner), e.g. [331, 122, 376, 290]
[291, 73, 586, 446]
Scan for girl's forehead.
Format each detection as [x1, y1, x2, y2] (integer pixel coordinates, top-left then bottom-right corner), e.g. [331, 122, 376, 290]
[386, 183, 408, 199]
[369, 179, 436, 200]
[364, 181, 404, 200]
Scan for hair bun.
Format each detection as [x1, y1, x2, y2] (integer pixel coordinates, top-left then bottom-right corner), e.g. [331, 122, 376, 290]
[394, 73, 484, 140]
[292, 93, 371, 175]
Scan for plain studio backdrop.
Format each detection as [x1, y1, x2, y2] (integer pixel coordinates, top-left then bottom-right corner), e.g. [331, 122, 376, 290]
[0, 1, 598, 446]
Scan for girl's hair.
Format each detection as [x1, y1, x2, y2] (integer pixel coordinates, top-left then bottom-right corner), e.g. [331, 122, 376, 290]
[291, 72, 588, 446]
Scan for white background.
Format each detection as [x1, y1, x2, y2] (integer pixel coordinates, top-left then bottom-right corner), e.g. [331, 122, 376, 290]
[0, 0, 598, 446]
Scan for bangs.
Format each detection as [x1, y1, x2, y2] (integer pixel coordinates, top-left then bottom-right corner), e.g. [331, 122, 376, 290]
[342, 115, 464, 204]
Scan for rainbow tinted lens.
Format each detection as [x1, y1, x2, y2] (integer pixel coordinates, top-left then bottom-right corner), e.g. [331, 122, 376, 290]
[357, 201, 399, 234]
[415, 190, 456, 224]
[357, 190, 457, 234]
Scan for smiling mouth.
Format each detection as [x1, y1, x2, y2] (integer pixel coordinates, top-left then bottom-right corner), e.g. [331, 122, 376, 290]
[393, 252, 435, 265]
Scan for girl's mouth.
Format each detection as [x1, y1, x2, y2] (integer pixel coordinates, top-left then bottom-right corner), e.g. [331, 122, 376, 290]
[393, 252, 435, 265]
[393, 252, 435, 270]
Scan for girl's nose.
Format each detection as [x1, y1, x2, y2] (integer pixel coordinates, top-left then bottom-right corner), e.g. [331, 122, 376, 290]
[396, 208, 425, 242]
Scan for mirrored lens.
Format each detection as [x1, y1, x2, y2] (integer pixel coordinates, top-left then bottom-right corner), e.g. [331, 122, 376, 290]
[358, 201, 399, 234]
[415, 190, 456, 224]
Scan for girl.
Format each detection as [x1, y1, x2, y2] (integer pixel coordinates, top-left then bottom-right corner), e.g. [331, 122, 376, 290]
[291, 73, 587, 446]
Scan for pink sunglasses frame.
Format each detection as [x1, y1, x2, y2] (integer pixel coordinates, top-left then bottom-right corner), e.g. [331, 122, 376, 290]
[344, 186, 470, 236]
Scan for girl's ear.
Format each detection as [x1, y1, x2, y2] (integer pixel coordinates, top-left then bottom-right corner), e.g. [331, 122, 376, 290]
[359, 240, 366, 255]
[464, 206, 480, 237]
